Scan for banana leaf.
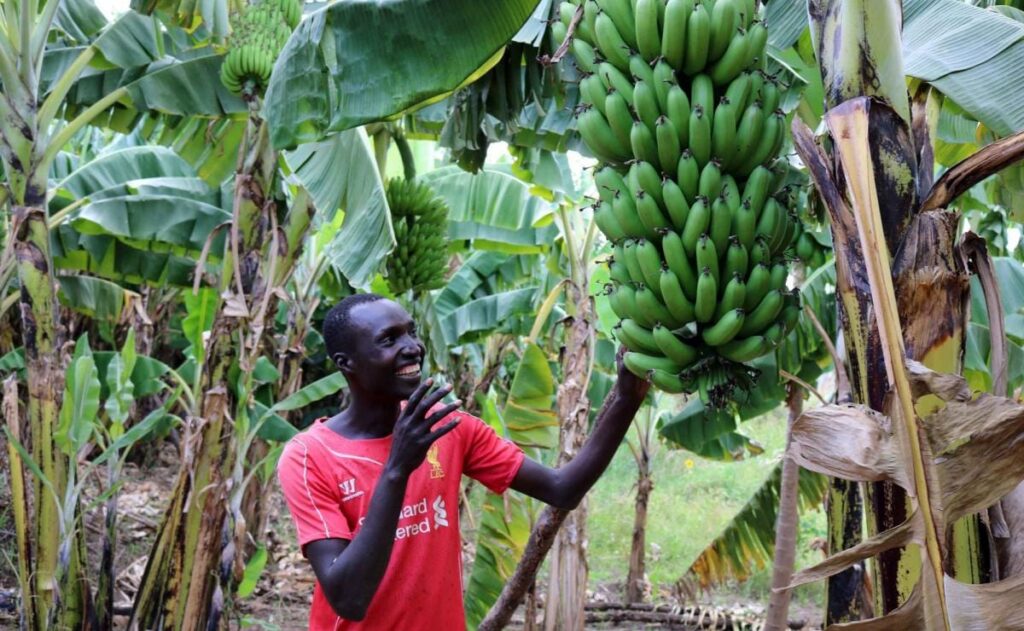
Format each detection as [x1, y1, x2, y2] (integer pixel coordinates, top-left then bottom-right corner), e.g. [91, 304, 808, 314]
[684, 462, 829, 590]
[285, 128, 393, 288]
[264, 0, 542, 148]
[419, 165, 559, 253]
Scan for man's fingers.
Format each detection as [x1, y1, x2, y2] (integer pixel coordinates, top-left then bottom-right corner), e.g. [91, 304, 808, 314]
[426, 419, 460, 442]
[405, 378, 434, 411]
[413, 383, 452, 420]
[425, 402, 461, 426]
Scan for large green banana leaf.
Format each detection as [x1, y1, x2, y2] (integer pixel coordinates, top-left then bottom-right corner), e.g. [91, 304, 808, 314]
[437, 288, 539, 348]
[51, 146, 224, 286]
[263, 0, 542, 149]
[769, 0, 1024, 134]
[683, 461, 829, 590]
[285, 128, 393, 288]
[464, 342, 557, 628]
[419, 165, 559, 254]
[433, 251, 513, 318]
[964, 257, 1024, 393]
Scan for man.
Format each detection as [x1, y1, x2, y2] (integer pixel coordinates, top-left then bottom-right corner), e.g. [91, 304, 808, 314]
[277, 293, 649, 630]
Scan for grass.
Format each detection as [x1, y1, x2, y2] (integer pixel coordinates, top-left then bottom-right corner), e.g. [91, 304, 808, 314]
[585, 407, 828, 609]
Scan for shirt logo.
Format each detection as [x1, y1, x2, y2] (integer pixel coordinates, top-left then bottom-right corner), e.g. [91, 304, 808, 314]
[432, 495, 448, 529]
[339, 477, 363, 502]
[426, 444, 444, 479]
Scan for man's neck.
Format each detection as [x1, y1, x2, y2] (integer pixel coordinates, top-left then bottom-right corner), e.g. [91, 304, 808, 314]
[325, 391, 401, 440]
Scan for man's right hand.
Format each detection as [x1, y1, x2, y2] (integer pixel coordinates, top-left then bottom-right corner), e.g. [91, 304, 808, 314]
[385, 379, 462, 477]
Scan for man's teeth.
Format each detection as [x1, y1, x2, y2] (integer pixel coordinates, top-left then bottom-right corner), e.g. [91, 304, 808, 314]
[397, 365, 420, 376]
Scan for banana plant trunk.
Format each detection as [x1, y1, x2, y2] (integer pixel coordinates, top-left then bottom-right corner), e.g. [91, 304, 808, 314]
[625, 449, 652, 604]
[132, 104, 314, 628]
[802, 0, 984, 621]
[544, 275, 595, 631]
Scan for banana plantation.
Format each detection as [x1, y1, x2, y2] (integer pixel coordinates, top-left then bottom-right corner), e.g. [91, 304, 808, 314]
[2, 0, 1024, 628]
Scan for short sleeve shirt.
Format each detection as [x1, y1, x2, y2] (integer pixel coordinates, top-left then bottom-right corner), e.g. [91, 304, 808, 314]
[277, 411, 525, 630]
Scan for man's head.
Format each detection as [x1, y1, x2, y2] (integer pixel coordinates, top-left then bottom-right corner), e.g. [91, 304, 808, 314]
[323, 294, 426, 400]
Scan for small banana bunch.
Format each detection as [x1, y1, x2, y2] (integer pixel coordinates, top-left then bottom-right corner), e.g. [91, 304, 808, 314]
[220, 0, 302, 95]
[557, 0, 804, 404]
[385, 178, 450, 295]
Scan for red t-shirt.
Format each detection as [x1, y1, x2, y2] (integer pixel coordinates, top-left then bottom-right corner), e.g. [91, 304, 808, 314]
[277, 411, 525, 631]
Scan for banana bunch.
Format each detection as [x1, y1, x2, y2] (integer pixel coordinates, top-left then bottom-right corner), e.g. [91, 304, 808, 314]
[220, 0, 302, 95]
[385, 178, 450, 295]
[559, 0, 804, 404]
[792, 222, 827, 269]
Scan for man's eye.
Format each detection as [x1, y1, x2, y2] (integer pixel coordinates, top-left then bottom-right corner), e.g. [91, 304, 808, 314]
[381, 336, 394, 346]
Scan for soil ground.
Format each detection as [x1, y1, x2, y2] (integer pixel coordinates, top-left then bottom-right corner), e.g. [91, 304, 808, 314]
[0, 439, 822, 630]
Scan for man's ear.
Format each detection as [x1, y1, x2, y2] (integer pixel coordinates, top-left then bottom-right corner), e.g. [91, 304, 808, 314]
[333, 352, 353, 373]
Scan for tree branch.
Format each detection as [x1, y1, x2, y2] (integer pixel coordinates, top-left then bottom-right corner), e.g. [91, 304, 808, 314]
[919, 129, 1024, 212]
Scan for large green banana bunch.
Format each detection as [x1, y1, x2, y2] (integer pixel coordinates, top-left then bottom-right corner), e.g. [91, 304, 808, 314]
[557, 0, 803, 406]
[220, 0, 302, 95]
[385, 178, 450, 295]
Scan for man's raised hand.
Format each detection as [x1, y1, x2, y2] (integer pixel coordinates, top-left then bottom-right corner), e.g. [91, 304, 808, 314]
[385, 378, 462, 477]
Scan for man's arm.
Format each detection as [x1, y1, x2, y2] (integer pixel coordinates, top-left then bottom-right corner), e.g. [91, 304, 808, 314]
[303, 382, 460, 621]
[509, 354, 649, 510]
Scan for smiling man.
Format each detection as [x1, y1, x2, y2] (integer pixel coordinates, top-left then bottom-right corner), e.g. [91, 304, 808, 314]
[277, 293, 649, 630]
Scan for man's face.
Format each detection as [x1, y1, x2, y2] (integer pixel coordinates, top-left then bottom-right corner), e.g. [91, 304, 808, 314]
[338, 299, 426, 400]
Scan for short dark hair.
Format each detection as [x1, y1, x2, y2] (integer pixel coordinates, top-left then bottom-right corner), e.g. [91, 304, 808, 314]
[323, 293, 386, 360]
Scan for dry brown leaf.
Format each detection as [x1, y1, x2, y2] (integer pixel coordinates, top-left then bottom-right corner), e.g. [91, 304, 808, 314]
[944, 574, 1024, 631]
[906, 359, 971, 403]
[788, 403, 909, 489]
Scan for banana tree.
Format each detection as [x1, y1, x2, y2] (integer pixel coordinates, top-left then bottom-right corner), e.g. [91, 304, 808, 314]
[775, 0, 1024, 625]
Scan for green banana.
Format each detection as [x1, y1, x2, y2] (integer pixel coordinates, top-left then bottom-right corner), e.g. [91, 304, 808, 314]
[653, 324, 700, 365]
[676, 149, 700, 201]
[796, 232, 816, 262]
[650, 369, 689, 393]
[739, 288, 784, 336]
[718, 335, 769, 362]
[702, 308, 745, 346]
[619, 318, 661, 354]
[754, 195, 781, 244]
[624, 351, 682, 378]
[580, 73, 609, 115]
[661, 0, 692, 71]
[770, 262, 789, 291]
[652, 59, 677, 113]
[723, 237, 749, 280]
[662, 179, 690, 230]
[744, 21, 768, 71]
[635, 0, 662, 61]
[608, 283, 635, 320]
[709, 193, 733, 255]
[613, 191, 647, 238]
[610, 252, 632, 285]
[572, 39, 599, 73]
[749, 237, 770, 267]
[662, 230, 699, 299]
[724, 71, 751, 113]
[578, 106, 630, 164]
[715, 273, 746, 318]
[742, 166, 772, 216]
[605, 89, 635, 149]
[666, 85, 691, 148]
[635, 238, 665, 294]
[681, 195, 711, 256]
[599, 62, 635, 106]
[761, 76, 780, 113]
[709, 24, 750, 85]
[621, 239, 647, 286]
[595, 165, 628, 205]
[694, 267, 718, 323]
[629, 53, 657, 87]
[659, 267, 696, 324]
[636, 191, 672, 241]
[656, 116, 682, 175]
[741, 109, 783, 175]
[695, 233, 720, 283]
[630, 161, 664, 207]
[682, 2, 710, 75]
[594, 12, 632, 72]
[637, 283, 681, 328]
[631, 121, 661, 170]
[734, 102, 765, 167]
[744, 262, 770, 311]
[633, 79, 661, 132]
[601, 0, 639, 49]
[690, 74, 716, 123]
[689, 105, 712, 167]
[712, 97, 738, 168]
[698, 159, 723, 199]
[594, 201, 627, 241]
[708, 0, 738, 62]
[732, 199, 757, 249]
